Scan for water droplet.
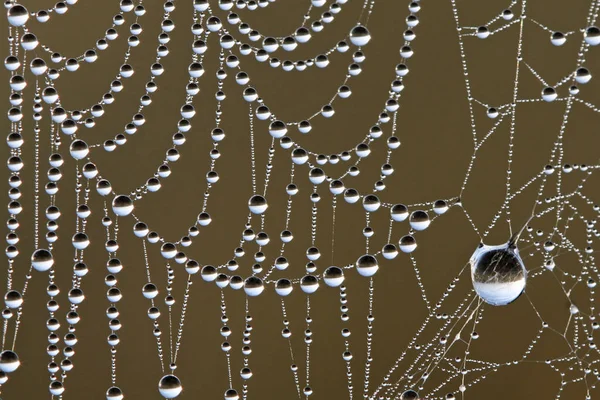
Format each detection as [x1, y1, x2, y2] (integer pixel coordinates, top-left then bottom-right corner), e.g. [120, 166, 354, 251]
[300, 275, 319, 294]
[240, 367, 252, 380]
[244, 276, 264, 296]
[401, 390, 421, 400]
[142, 283, 158, 299]
[476, 26, 489, 39]
[363, 194, 381, 212]
[356, 254, 378, 277]
[382, 244, 399, 259]
[7, 4, 29, 27]
[542, 87, 557, 102]
[409, 210, 430, 231]
[112, 195, 133, 216]
[470, 241, 526, 306]
[4, 290, 22, 308]
[0, 350, 19, 373]
[31, 249, 54, 271]
[584, 26, 600, 46]
[349, 25, 370, 46]
[575, 67, 591, 84]
[49, 381, 64, 396]
[323, 266, 344, 287]
[433, 200, 448, 215]
[224, 388, 239, 400]
[158, 375, 182, 398]
[399, 235, 417, 253]
[248, 195, 268, 214]
[275, 278, 293, 296]
[106, 386, 124, 400]
[551, 31, 566, 46]
[391, 204, 409, 221]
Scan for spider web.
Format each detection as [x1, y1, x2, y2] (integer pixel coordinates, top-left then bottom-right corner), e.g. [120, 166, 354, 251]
[2, 0, 600, 399]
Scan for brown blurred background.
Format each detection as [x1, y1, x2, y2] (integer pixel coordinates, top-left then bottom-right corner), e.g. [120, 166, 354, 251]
[2, 0, 600, 399]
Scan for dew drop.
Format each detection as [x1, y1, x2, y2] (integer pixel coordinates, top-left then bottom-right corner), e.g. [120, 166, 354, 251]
[356, 254, 378, 277]
[248, 195, 268, 214]
[470, 241, 526, 306]
[158, 375, 182, 398]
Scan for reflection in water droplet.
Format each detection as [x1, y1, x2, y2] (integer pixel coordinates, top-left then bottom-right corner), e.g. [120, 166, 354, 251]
[356, 254, 379, 277]
[248, 195, 268, 214]
[0, 350, 19, 373]
[158, 375, 183, 398]
[401, 389, 421, 400]
[349, 25, 371, 46]
[470, 242, 527, 306]
[323, 266, 344, 287]
[409, 210, 430, 231]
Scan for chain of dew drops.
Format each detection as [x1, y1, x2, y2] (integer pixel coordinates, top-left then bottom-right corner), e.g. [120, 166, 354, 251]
[3, 0, 600, 399]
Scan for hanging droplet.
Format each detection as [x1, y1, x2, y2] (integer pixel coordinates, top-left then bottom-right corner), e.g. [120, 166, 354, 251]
[158, 375, 183, 398]
[500, 9, 513, 20]
[349, 25, 371, 46]
[575, 67, 591, 84]
[542, 87, 557, 102]
[248, 195, 268, 214]
[111, 195, 133, 217]
[31, 249, 54, 271]
[69, 139, 89, 160]
[7, 4, 29, 27]
[362, 194, 381, 212]
[401, 390, 421, 400]
[0, 350, 19, 373]
[433, 200, 448, 215]
[240, 367, 252, 380]
[476, 26, 489, 39]
[142, 283, 158, 299]
[550, 31, 566, 46]
[49, 381, 64, 396]
[391, 204, 409, 221]
[268, 120, 287, 138]
[106, 386, 124, 400]
[4, 290, 22, 309]
[300, 275, 319, 294]
[323, 266, 344, 287]
[201, 265, 218, 282]
[470, 230, 527, 306]
[399, 235, 417, 253]
[486, 107, 498, 119]
[409, 210, 430, 231]
[224, 388, 239, 400]
[68, 288, 85, 304]
[584, 26, 600, 46]
[356, 254, 378, 277]
[570, 304, 579, 314]
[161, 243, 177, 259]
[72, 232, 90, 250]
[275, 279, 293, 296]
[244, 276, 264, 296]
[133, 222, 149, 237]
[382, 244, 399, 259]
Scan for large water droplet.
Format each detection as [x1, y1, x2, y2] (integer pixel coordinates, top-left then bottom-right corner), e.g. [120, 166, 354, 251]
[7, 4, 29, 27]
[158, 375, 182, 399]
[401, 390, 421, 400]
[112, 195, 134, 216]
[349, 25, 371, 46]
[356, 254, 378, 277]
[470, 242, 527, 306]
[0, 350, 19, 373]
[248, 195, 268, 214]
[31, 249, 54, 271]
